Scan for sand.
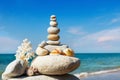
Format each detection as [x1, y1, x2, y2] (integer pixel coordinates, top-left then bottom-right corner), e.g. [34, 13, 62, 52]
[79, 70, 120, 80]
[1, 69, 120, 80]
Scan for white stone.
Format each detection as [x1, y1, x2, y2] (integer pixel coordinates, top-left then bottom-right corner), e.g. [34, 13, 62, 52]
[50, 15, 56, 21]
[2, 59, 27, 80]
[47, 34, 60, 41]
[50, 21, 58, 27]
[38, 41, 47, 48]
[8, 74, 80, 80]
[31, 55, 80, 75]
[44, 44, 68, 52]
[36, 47, 49, 56]
[46, 40, 60, 45]
[47, 27, 60, 34]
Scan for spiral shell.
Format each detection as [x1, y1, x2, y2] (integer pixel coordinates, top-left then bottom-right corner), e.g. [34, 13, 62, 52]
[63, 48, 74, 57]
[50, 48, 63, 55]
[36, 47, 48, 56]
[26, 67, 34, 76]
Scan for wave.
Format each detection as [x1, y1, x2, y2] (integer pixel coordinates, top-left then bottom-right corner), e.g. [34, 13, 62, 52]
[74, 68, 120, 78]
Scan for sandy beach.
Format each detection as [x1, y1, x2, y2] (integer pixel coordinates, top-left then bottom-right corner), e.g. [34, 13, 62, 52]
[77, 69, 120, 80]
[80, 71, 120, 80]
[1, 69, 120, 80]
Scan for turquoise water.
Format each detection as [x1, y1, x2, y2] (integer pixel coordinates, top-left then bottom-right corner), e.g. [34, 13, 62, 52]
[73, 53, 120, 74]
[1, 53, 120, 76]
[0, 54, 15, 77]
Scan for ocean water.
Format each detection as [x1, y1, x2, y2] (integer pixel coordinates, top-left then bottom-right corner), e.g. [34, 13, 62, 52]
[1, 53, 120, 76]
[73, 53, 120, 74]
[0, 54, 15, 77]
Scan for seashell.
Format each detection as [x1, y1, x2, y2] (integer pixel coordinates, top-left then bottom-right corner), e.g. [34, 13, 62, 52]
[47, 27, 60, 34]
[63, 48, 74, 57]
[50, 48, 63, 55]
[50, 21, 58, 27]
[26, 67, 34, 76]
[47, 34, 60, 41]
[26, 67, 39, 76]
[36, 47, 49, 56]
[33, 67, 38, 73]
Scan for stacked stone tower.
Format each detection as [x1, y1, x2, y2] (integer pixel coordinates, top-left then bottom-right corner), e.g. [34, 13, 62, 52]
[2, 15, 80, 80]
[47, 15, 60, 45]
[35, 15, 69, 55]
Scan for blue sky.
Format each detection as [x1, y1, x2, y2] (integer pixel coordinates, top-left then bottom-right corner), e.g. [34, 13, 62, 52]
[0, 0, 120, 53]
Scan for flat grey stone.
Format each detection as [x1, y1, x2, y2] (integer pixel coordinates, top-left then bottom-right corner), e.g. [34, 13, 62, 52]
[44, 44, 68, 52]
[46, 40, 60, 45]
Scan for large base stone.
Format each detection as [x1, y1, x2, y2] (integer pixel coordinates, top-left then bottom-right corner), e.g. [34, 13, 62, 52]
[31, 55, 80, 75]
[9, 74, 80, 80]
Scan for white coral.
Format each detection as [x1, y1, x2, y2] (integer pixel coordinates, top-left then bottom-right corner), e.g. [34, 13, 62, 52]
[15, 38, 35, 63]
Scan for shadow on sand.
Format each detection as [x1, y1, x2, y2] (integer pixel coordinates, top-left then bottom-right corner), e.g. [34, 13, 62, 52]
[9, 74, 80, 80]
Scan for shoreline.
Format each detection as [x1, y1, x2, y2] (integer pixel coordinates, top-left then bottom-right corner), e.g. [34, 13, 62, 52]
[1, 68, 120, 80]
[5, 68, 120, 80]
[74, 68, 120, 78]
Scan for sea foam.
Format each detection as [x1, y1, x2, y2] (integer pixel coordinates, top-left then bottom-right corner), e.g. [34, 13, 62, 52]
[74, 68, 120, 78]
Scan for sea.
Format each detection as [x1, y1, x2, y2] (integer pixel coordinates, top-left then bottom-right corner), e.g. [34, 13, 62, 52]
[1, 53, 120, 77]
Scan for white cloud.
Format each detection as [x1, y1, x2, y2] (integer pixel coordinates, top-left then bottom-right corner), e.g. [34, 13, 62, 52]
[97, 36, 115, 42]
[111, 19, 118, 23]
[108, 18, 120, 25]
[0, 26, 20, 53]
[94, 15, 120, 26]
[68, 27, 120, 53]
[0, 26, 5, 31]
[0, 26, 8, 36]
[67, 27, 86, 35]
[0, 37, 20, 53]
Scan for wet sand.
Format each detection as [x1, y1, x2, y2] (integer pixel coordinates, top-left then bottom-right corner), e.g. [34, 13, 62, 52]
[80, 70, 120, 80]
